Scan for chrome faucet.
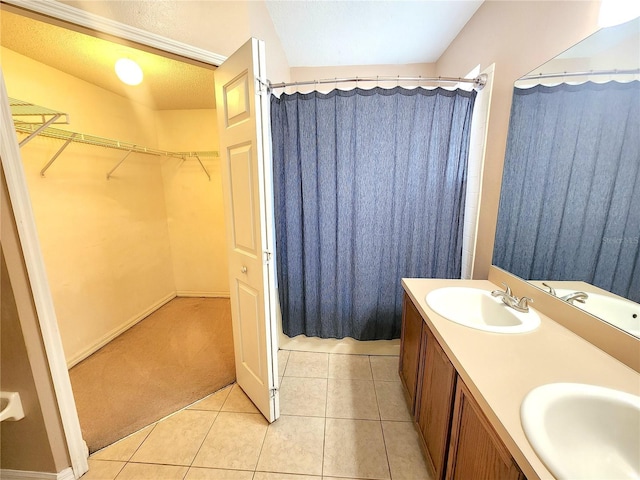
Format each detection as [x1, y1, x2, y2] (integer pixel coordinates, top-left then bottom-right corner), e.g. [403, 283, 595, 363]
[560, 291, 589, 305]
[491, 283, 533, 313]
[542, 282, 588, 305]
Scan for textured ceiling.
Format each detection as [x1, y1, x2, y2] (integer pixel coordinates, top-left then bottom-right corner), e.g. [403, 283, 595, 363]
[0, 9, 216, 110]
[265, 0, 484, 67]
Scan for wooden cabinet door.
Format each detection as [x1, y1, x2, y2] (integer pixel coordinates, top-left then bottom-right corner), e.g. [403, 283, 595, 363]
[399, 293, 423, 411]
[416, 326, 457, 480]
[446, 380, 525, 480]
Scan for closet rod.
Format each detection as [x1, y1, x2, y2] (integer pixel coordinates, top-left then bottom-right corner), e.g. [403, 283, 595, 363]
[15, 124, 218, 159]
[269, 74, 487, 91]
[520, 68, 640, 81]
[15, 124, 218, 179]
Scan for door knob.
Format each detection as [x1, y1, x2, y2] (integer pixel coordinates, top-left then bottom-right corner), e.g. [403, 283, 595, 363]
[241, 266, 248, 274]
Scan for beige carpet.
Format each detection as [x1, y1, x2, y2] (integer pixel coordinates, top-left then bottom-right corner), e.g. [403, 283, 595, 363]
[69, 297, 235, 453]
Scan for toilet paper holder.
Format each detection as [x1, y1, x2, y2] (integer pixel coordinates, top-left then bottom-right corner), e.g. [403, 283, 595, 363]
[1, 391, 25, 422]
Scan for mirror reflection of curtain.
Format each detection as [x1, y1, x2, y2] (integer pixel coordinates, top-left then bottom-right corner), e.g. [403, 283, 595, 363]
[271, 87, 476, 340]
[494, 81, 640, 302]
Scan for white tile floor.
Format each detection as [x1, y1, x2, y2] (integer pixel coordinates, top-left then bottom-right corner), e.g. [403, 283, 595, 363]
[85, 352, 431, 480]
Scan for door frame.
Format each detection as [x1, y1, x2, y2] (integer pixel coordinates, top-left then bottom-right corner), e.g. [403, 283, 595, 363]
[1, 1, 229, 477]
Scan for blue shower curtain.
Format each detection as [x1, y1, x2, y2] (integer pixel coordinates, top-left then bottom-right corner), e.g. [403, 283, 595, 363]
[271, 87, 476, 340]
[494, 81, 640, 302]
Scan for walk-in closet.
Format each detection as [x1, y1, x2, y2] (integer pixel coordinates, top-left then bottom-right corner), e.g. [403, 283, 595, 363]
[2, 9, 235, 451]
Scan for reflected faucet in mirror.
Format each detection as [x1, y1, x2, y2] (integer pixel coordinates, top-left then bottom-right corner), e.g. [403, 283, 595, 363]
[533, 279, 640, 338]
[542, 283, 588, 305]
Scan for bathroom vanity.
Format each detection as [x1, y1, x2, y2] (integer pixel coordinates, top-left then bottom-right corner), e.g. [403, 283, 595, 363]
[400, 278, 640, 480]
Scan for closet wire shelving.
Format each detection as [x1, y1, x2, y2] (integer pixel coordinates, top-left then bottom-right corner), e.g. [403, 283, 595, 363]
[10, 98, 218, 180]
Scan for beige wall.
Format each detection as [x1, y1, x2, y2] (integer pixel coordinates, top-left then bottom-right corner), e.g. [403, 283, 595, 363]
[156, 109, 229, 296]
[3, 47, 176, 365]
[1, 171, 70, 473]
[435, 0, 601, 279]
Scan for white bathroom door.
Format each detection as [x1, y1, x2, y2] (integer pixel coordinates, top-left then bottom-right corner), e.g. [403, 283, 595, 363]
[214, 38, 279, 422]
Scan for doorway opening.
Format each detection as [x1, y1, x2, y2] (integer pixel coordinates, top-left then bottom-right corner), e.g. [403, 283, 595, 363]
[1, 7, 235, 452]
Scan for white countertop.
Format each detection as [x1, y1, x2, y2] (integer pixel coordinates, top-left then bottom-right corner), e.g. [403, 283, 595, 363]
[402, 278, 640, 480]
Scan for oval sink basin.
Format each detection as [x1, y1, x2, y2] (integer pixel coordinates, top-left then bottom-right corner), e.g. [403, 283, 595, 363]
[425, 287, 540, 333]
[521, 383, 640, 479]
[554, 289, 640, 337]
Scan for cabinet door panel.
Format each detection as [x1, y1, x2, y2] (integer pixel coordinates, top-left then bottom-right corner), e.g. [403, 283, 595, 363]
[399, 293, 423, 410]
[447, 380, 525, 480]
[416, 327, 457, 480]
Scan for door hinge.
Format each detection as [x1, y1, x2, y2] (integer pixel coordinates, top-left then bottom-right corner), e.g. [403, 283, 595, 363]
[264, 250, 273, 264]
[270, 387, 278, 398]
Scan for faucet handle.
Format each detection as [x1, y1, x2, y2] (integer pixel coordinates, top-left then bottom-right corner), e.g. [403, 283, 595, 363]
[542, 282, 556, 296]
[517, 296, 533, 311]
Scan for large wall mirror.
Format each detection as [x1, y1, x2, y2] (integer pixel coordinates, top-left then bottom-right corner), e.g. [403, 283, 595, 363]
[493, 17, 639, 338]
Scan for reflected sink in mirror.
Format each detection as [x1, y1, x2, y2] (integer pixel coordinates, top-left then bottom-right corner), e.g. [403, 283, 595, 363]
[521, 383, 640, 479]
[425, 287, 540, 333]
[552, 288, 640, 337]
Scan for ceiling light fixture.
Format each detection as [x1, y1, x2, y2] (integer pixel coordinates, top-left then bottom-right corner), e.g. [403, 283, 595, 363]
[115, 58, 143, 86]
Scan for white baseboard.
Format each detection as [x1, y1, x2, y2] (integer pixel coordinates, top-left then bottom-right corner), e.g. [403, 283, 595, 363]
[66, 292, 177, 368]
[0, 467, 75, 480]
[176, 291, 230, 298]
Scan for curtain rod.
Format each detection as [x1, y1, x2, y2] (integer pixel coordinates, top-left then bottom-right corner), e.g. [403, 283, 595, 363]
[268, 74, 487, 91]
[520, 68, 640, 81]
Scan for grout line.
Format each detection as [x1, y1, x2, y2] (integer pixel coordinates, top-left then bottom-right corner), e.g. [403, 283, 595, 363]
[372, 377, 381, 422]
[91, 458, 127, 480]
[125, 422, 157, 462]
[322, 367, 330, 479]
[372, 366, 393, 480]
[378, 420, 393, 480]
[186, 409, 220, 472]
[254, 404, 271, 475]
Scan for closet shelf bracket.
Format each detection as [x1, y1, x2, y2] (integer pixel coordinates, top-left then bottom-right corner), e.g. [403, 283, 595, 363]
[40, 133, 77, 177]
[106, 148, 135, 180]
[19, 114, 63, 148]
[194, 155, 211, 181]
